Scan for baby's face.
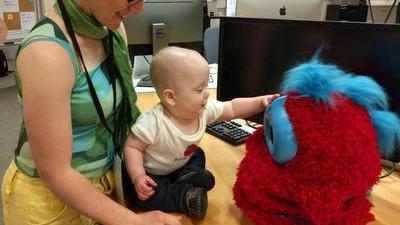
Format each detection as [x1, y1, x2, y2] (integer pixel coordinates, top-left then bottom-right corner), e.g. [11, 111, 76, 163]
[172, 62, 210, 120]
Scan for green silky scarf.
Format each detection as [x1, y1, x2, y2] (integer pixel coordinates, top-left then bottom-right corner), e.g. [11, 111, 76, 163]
[54, 0, 140, 154]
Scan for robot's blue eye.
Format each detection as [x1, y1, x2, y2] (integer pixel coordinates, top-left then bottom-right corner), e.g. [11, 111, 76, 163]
[263, 96, 298, 164]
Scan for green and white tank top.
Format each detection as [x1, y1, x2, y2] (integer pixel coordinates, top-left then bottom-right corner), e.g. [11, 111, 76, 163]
[14, 17, 122, 178]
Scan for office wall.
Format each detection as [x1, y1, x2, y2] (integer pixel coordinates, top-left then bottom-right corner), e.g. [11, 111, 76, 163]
[1, 0, 37, 42]
[43, 0, 55, 13]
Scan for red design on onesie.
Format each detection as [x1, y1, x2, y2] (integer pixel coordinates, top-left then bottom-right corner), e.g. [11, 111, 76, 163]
[184, 144, 198, 157]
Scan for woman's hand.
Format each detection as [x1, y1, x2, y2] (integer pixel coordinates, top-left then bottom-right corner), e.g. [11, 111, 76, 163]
[134, 211, 182, 225]
[134, 174, 157, 200]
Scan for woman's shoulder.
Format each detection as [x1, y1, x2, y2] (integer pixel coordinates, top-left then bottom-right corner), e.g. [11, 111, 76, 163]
[15, 17, 78, 93]
[17, 16, 73, 60]
[22, 17, 68, 45]
[17, 12, 80, 79]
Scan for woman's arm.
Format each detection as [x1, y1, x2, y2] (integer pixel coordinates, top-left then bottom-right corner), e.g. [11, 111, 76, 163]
[17, 41, 138, 225]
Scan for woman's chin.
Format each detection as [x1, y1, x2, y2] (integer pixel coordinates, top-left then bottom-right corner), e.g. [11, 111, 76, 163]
[105, 18, 123, 30]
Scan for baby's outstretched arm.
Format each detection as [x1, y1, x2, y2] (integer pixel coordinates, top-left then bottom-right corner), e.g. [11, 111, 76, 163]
[261, 94, 281, 108]
[218, 94, 280, 121]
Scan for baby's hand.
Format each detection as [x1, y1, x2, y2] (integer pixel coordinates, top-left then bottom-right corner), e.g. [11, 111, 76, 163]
[134, 175, 157, 201]
[261, 94, 280, 107]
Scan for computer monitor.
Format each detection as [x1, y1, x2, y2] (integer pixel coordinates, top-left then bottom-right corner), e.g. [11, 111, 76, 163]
[235, 0, 326, 21]
[123, 0, 203, 56]
[217, 17, 400, 126]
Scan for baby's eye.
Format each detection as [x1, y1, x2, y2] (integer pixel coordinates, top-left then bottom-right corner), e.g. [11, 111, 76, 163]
[196, 88, 204, 93]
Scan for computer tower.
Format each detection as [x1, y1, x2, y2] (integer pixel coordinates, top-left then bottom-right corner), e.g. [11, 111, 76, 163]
[326, 5, 368, 22]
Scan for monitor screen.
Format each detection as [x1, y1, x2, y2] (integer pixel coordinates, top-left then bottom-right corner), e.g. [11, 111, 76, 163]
[217, 17, 400, 124]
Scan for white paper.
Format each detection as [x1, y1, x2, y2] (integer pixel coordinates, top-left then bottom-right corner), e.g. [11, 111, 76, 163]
[2, 0, 20, 12]
[370, 0, 392, 5]
[216, 0, 226, 9]
[210, 18, 220, 27]
[20, 12, 35, 31]
[208, 63, 218, 89]
[226, 0, 236, 17]
[6, 29, 25, 41]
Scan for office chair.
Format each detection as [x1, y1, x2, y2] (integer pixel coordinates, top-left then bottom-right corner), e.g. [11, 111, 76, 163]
[203, 26, 219, 64]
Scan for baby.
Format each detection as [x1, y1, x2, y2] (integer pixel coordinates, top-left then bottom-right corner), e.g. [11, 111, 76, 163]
[122, 46, 279, 219]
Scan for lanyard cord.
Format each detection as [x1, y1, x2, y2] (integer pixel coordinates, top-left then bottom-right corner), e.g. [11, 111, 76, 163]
[57, 0, 118, 149]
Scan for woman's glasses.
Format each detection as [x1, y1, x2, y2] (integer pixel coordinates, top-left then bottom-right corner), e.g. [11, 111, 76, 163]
[128, 0, 147, 5]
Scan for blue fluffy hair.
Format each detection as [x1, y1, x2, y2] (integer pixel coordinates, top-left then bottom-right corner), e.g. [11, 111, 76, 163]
[280, 53, 400, 161]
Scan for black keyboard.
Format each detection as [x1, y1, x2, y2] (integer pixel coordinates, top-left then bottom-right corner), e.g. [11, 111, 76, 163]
[137, 75, 153, 87]
[206, 120, 251, 145]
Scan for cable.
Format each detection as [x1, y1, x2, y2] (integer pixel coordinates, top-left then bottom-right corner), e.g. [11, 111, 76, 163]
[368, 0, 375, 23]
[143, 55, 151, 65]
[384, 0, 397, 23]
[134, 55, 152, 81]
[208, 74, 214, 84]
[245, 120, 260, 129]
[379, 161, 396, 178]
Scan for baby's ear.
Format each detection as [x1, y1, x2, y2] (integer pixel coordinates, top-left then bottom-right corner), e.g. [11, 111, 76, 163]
[163, 89, 176, 106]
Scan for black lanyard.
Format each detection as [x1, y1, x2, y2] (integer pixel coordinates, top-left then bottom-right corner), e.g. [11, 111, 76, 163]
[57, 0, 118, 149]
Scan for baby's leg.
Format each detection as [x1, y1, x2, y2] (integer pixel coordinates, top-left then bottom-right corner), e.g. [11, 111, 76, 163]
[174, 148, 215, 191]
[126, 174, 190, 212]
[122, 168, 207, 218]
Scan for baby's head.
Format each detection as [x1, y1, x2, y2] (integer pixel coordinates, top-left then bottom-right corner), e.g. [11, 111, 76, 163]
[150, 47, 210, 117]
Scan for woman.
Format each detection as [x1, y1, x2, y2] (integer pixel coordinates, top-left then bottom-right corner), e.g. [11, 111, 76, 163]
[1, 0, 182, 224]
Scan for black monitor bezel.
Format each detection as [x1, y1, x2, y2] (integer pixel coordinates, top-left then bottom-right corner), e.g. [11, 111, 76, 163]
[217, 17, 400, 162]
[217, 17, 400, 118]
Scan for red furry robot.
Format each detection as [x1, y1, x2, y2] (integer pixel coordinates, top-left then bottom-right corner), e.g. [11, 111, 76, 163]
[233, 60, 400, 225]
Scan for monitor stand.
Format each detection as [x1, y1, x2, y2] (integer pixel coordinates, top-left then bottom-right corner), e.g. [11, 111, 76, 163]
[133, 23, 167, 88]
[152, 23, 169, 55]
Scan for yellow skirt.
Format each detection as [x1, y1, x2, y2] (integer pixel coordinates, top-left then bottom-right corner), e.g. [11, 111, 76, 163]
[1, 161, 115, 225]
